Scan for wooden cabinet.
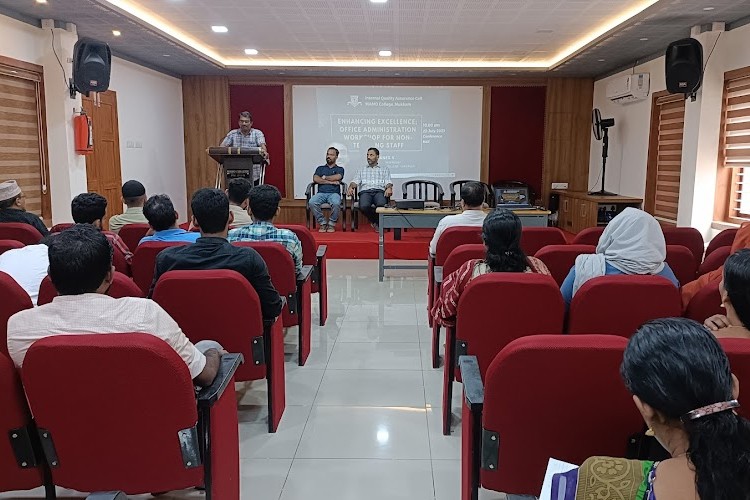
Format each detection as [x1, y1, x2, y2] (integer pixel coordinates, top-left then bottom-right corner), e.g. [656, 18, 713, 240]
[553, 191, 643, 234]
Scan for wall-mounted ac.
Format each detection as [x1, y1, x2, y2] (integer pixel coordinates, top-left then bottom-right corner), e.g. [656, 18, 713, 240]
[606, 73, 650, 104]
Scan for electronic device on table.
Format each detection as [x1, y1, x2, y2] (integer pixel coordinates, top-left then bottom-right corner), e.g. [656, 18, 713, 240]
[394, 200, 425, 210]
[494, 186, 532, 209]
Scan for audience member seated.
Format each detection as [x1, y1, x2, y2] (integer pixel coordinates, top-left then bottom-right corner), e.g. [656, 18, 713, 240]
[431, 209, 551, 327]
[139, 194, 200, 245]
[226, 177, 254, 229]
[682, 222, 750, 308]
[71, 192, 133, 265]
[228, 184, 303, 278]
[309, 146, 345, 232]
[0, 237, 49, 305]
[704, 249, 750, 340]
[560, 208, 678, 306]
[151, 188, 282, 322]
[551, 318, 750, 499]
[428, 181, 486, 257]
[108, 180, 148, 233]
[6, 225, 223, 386]
[0, 180, 49, 236]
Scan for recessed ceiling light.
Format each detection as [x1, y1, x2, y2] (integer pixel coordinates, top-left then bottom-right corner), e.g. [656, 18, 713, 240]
[112, 30, 121, 36]
[244, 48, 258, 55]
[370, 0, 388, 3]
[640, 37, 648, 41]
[379, 50, 392, 57]
[703, 6, 715, 10]
[598, 58, 606, 62]
[211, 25, 228, 33]
[36, 0, 47, 3]
[163, 54, 171, 57]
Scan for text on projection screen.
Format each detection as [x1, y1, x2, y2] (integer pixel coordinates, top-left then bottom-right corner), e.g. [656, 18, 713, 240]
[292, 86, 483, 199]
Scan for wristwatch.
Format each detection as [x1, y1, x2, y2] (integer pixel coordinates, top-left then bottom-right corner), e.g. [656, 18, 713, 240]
[322, 175, 327, 180]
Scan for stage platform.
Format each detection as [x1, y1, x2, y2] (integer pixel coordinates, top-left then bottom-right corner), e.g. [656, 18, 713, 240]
[312, 227, 432, 260]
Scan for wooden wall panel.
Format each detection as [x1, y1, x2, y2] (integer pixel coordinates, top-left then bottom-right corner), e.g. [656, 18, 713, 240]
[182, 76, 229, 213]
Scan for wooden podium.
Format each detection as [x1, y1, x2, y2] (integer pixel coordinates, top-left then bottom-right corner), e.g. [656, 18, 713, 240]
[207, 146, 267, 187]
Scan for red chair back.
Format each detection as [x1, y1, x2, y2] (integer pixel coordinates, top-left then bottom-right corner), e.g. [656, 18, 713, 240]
[705, 228, 737, 258]
[568, 275, 682, 337]
[0, 353, 45, 493]
[698, 245, 731, 277]
[118, 223, 151, 253]
[684, 279, 723, 324]
[435, 226, 483, 266]
[443, 244, 487, 278]
[520, 227, 566, 256]
[480, 335, 639, 494]
[718, 338, 750, 419]
[132, 241, 188, 294]
[665, 244, 697, 286]
[21, 334, 209, 494]
[0, 239, 24, 255]
[0, 223, 43, 245]
[278, 224, 316, 267]
[50, 222, 74, 233]
[662, 226, 704, 264]
[534, 244, 596, 286]
[37, 272, 143, 306]
[278, 224, 328, 325]
[0, 271, 33, 356]
[108, 233, 131, 276]
[571, 226, 604, 246]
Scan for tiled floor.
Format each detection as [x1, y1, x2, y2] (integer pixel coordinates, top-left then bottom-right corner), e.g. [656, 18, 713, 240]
[1, 260, 507, 500]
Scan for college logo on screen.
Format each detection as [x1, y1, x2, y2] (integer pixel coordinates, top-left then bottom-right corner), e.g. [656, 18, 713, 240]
[347, 95, 362, 107]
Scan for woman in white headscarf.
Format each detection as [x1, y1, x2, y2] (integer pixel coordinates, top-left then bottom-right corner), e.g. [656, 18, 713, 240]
[560, 208, 679, 306]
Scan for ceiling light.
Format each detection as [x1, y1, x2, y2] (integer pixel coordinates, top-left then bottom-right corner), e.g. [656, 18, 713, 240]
[244, 48, 258, 55]
[211, 25, 228, 33]
[703, 7, 715, 10]
[598, 58, 606, 62]
[640, 37, 648, 41]
[370, 0, 388, 3]
[36, 0, 47, 3]
[379, 50, 392, 57]
[112, 30, 121, 36]
[163, 54, 171, 57]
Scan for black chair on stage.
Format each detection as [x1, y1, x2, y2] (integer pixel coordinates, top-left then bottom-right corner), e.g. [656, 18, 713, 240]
[448, 180, 494, 208]
[350, 185, 391, 231]
[402, 180, 444, 208]
[305, 182, 347, 231]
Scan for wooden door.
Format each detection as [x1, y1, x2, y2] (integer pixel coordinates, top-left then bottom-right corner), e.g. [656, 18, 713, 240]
[82, 90, 122, 229]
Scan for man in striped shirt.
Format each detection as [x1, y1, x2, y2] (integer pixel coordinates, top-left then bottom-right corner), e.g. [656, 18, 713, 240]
[347, 147, 393, 229]
[220, 111, 269, 184]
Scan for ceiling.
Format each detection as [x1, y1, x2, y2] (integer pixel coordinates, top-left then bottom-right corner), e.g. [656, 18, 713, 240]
[1, 0, 749, 78]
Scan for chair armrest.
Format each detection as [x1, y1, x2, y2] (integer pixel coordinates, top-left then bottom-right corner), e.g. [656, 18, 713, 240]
[197, 353, 244, 408]
[434, 266, 444, 284]
[459, 355, 484, 410]
[305, 183, 314, 199]
[316, 244, 328, 259]
[297, 265, 314, 284]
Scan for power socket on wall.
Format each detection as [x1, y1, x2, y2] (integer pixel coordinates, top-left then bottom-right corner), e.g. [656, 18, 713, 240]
[551, 182, 569, 189]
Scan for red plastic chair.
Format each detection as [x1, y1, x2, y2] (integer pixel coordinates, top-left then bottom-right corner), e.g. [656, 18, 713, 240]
[131, 241, 189, 294]
[278, 224, 329, 327]
[568, 275, 682, 336]
[0, 353, 52, 496]
[118, 223, 151, 253]
[0, 239, 24, 255]
[662, 226, 704, 264]
[0, 223, 43, 245]
[152, 270, 286, 432]
[21, 334, 242, 498]
[0, 271, 33, 356]
[705, 228, 737, 258]
[443, 273, 564, 435]
[233, 241, 313, 366]
[571, 226, 604, 246]
[534, 244, 596, 286]
[49, 222, 74, 233]
[665, 244, 698, 286]
[684, 279, 723, 324]
[718, 338, 750, 419]
[37, 272, 143, 305]
[698, 245, 731, 277]
[519, 226, 566, 256]
[460, 335, 639, 497]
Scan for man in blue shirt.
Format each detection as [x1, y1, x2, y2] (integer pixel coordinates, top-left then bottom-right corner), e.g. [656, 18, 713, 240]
[139, 194, 200, 245]
[308, 147, 345, 232]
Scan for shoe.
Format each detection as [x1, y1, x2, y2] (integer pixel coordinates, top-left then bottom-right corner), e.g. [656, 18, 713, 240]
[326, 224, 335, 232]
[318, 224, 328, 233]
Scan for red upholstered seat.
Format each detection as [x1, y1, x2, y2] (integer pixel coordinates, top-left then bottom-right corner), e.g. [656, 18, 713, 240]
[37, 272, 143, 306]
[0, 223, 43, 245]
[118, 223, 151, 253]
[665, 244, 698, 286]
[152, 269, 286, 432]
[233, 241, 312, 366]
[519, 226, 566, 256]
[443, 272, 564, 435]
[460, 335, 640, 497]
[0, 271, 33, 356]
[571, 226, 604, 246]
[568, 275, 682, 337]
[49, 222, 74, 233]
[0, 353, 50, 495]
[131, 241, 189, 294]
[684, 279, 723, 324]
[0, 239, 24, 255]
[698, 245, 731, 277]
[718, 338, 750, 419]
[705, 228, 737, 258]
[534, 244, 596, 286]
[662, 226, 704, 264]
[21, 334, 241, 497]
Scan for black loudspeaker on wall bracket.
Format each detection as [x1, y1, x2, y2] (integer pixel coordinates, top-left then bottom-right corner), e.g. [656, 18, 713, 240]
[69, 37, 112, 99]
[665, 38, 704, 102]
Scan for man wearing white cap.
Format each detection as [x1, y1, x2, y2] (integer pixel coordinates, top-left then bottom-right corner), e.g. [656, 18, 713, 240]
[0, 180, 49, 236]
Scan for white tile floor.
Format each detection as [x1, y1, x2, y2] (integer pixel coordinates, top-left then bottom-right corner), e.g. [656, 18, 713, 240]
[1, 260, 507, 500]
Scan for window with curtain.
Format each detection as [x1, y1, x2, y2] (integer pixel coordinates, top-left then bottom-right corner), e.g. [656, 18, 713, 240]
[0, 59, 51, 225]
[718, 68, 750, 223]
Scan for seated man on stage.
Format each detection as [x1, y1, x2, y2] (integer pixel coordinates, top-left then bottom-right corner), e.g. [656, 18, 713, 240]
[220, 111, 268, 185]
[428, 181, 487, 257]
[347, 147, 393, 230]
[309, 147, 345, 232]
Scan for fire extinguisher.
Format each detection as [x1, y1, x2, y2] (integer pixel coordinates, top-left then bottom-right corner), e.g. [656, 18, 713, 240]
[74, 111, 93, 155]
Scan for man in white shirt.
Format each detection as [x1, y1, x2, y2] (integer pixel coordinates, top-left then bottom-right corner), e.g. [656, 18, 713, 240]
[347, 147, 393, 229]
[429, 181, 488, 256]
[6, 225, 222, 387]
[0, 241, 49, 305]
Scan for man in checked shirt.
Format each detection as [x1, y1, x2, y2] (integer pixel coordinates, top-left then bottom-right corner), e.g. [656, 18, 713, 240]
[347, 147, 393, 230]
[220, 111, 269, 185]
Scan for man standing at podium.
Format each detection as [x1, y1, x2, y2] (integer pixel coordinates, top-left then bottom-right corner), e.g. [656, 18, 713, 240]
[220, 111, 268, 184]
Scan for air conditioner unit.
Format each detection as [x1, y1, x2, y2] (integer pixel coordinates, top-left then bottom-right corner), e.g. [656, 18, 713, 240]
[606, 73, 650, 104]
